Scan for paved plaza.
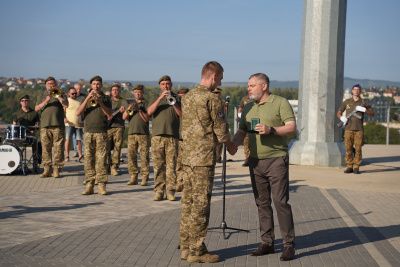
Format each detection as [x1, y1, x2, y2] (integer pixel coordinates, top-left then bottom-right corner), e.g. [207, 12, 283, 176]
[0, 145, 399, 266]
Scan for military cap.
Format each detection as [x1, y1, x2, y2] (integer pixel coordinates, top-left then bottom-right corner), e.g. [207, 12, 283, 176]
[19, 95, 30, 101]
[158, 75, 171, 84]
[212, 88, 222, 93]
[176, 87, 189, 95]
[133, 84, 144, 91]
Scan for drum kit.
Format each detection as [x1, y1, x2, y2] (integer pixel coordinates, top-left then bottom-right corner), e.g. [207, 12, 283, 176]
[0, 125, 41, 175]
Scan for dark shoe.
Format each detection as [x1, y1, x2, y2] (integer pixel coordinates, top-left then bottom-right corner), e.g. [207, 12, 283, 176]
[242, 158, 249, 167]
[353, 168, 360, 174]
[77, 155, 84, 163]
[280, 246, 295, 261]
[344, 167, 353, 173]
[250, 243, 274, 256]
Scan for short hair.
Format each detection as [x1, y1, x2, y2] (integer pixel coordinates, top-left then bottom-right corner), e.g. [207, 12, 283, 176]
[45, 76, 56, 84]
[249, 73, 270, 87]
[201, 61, 224, 79]
[69, 87, 77, 92]
[90, 75, 103, 84]
[111, 83, 121, 90]
[158, 75, 171, 84]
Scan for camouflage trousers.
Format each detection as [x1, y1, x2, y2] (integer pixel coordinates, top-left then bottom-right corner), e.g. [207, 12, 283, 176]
[127, 134, 150, 179]
[176, 140, 184, 187]
[151, 135, 178, 194]
[244, 133, 250, 159]
[84, 132, 109, 184]
[344, 130, 364, 168]
[180, 165, 215, 256]
[107, 127, 124, 168]
[40, 126, 65, 172]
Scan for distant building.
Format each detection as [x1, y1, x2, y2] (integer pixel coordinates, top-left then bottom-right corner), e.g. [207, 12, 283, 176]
[364, 96, 389, 123]
[6, 81, 17, 87]
[393, 96, 400, 104]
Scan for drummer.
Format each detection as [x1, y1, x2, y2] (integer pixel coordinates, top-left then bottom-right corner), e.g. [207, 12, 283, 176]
[13, 95, 40, 160]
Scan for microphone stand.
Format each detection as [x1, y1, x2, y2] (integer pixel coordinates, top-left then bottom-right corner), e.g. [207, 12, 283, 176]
[220, 96, 249, 239]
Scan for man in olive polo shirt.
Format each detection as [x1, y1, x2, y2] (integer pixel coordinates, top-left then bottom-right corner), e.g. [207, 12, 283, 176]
[232, 73, 296, 261]
[35, 77, 69, 178]
[122, 84, 150, 186]
[107, 84, 128, 176]
[337, 84, 374, 174]
[13, 95, 40, 165]
[147, 75, 181, 201]
[76, 75, 112, 195]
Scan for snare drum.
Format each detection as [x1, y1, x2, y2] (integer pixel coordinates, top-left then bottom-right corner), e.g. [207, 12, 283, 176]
[6, 125, 26, 142]
[0, 144, 22, 174]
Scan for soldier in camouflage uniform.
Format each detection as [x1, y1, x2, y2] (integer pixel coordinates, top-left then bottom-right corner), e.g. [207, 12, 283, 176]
[211, 87, 225, 163]
[337, 84, 374, 174]
[76, 76, 112, 195]
[122, 84, 150, 186]
[107, 84, 128, 176]
[175, 87, 189, 192]
[179, 61, 237, 263]
[147, 75, 182, 201]
[35, 77, 69, 178]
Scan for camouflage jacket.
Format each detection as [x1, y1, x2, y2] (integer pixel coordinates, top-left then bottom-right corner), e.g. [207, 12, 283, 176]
[182, 84, 230, 167]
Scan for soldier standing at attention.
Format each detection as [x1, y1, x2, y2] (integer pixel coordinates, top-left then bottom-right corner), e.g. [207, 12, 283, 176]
[35, 77, 69, 178]
[76, 76, 112, 195]
[175, 87, 189, 192]
[147, 75, 182, 201]
[107, 84, 128, 176]
[122, 84, 150, 186]
[337, 84, 374, 174]
[179, 61, 237, 263]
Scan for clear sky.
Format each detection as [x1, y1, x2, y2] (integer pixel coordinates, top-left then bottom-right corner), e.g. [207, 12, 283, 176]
[0, 0, 399, 83]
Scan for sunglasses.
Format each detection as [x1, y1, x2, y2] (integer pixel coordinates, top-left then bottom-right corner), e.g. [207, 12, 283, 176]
[70, 93, 77, 95]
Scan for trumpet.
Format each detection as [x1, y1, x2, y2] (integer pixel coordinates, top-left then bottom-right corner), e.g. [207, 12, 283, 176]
[49, 87, 62, 98]
[167, 90, 176, 105]
[89, 92, 99, 107]
[126, 108, 134, 116]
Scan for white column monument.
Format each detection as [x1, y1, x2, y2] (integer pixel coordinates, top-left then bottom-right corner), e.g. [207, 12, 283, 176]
[289, 0, 347, 166]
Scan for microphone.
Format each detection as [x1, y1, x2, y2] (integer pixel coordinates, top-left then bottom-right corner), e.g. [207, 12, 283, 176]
[225, 96, 231, 106]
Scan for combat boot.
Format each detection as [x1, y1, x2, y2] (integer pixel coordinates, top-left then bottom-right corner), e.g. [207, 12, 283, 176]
[187, 253, 220, 263]
[127, 175, 138, 185]
[98, 183, 108, 195]
[181, 250, 189, 260]
[53, 169, 61, 178]
[39, 170, 52, 178]
[176, 184, 183, 192]
[153, 192, 164, 201]
[141, 177, 148, 186]
[82, 183, 94, 195]
[166, 192, 176, 201]
[110, 166, 119, 176]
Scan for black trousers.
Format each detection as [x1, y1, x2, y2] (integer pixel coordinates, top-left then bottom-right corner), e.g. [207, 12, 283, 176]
[248, 155, 295, 247]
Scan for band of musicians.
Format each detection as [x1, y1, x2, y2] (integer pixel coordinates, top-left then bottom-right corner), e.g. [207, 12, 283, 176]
[13, 61, 373, 263]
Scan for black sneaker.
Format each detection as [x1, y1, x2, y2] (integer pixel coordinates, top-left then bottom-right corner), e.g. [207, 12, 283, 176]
[353, 168, 360, 174]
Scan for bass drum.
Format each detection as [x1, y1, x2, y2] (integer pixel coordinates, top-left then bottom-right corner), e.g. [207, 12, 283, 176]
[0, 144, 22, 174]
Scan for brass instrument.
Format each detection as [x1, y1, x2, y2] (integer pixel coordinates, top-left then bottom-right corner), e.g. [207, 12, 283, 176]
[89, 92, 98, 107]
[126, 108, 134, 116]
[49, 87, 62, 98]
[167, 90, 176, 105]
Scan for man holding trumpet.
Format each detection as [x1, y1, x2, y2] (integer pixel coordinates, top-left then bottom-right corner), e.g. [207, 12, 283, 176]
[76, 75, 112, 195]
[147, 75, 181, 201]
[35, 76, 68, 178]
[122, 84, 150, 186]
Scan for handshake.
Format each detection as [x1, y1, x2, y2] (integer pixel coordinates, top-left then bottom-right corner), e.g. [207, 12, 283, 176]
[225, 141, 238, 156]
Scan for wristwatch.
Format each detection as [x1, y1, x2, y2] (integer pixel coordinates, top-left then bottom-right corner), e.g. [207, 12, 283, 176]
[269, 127, 276, 135]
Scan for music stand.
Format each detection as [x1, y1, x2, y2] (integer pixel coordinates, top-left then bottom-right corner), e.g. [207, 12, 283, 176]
[219, 96, 249, 239]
